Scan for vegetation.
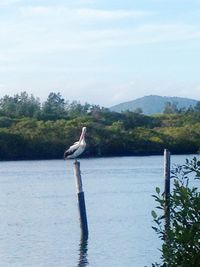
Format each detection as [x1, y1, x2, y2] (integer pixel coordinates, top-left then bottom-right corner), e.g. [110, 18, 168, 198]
[0, 91, 200, 160]
[152, 157, 200, 266]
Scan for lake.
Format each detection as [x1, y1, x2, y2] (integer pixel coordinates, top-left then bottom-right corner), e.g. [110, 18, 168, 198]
[0, 155, 196, 267]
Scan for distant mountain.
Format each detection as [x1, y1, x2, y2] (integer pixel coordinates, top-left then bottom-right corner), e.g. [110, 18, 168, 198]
[110, 95, 198, 115]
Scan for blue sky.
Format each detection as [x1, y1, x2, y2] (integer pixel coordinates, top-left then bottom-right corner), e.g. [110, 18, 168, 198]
[0, 0, 200, 106]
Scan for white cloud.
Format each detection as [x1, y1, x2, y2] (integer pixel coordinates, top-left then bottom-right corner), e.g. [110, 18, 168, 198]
[11, 4, 200, 54]
[1, 20, 200, 64]
[136, 23, 200, 41]
[76, 8, 150, 20]
[0, 2, 200, 106]
[9, 6, 197, 57]
[19, 6, 151, 20]
[68, 23, 200, 49]
[78, 0, 96, 3]
[0, 0, 20, 4]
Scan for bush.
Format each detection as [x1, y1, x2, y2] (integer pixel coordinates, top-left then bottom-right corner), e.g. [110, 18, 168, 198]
[152, 157, 200, 266]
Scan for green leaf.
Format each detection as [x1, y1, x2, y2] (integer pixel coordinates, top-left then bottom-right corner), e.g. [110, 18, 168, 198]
[152, 226, 158, 232]
[151, 210, 158, 219]
[156, 187, 161, 194]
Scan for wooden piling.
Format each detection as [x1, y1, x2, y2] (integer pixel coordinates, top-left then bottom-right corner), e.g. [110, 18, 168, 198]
[73, 160, 88, 239]
[78, 237, 88, 267]
[164, 149, 170, 231]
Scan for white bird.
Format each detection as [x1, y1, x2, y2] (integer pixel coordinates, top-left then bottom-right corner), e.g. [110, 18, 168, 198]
[64, 127, 87, 159]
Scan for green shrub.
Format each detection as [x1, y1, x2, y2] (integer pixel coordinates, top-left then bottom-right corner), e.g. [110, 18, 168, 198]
[152, 157, 200, 266]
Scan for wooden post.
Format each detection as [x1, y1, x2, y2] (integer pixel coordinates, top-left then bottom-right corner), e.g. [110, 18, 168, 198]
[164, 149, 170, 231]
[73, 160, 88, 239]
[78, 237, 88, 267]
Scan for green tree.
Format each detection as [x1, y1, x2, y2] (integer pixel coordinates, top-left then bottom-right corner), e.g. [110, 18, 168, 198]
[41, 92, 67, 120]
[134, 107, 143, 114]
[163, 102, 179, 114]
[122, 110, 160, 130]
[16, 92, 41, 117]
[194, 101, 200, 113]
[0, 95, 17, 117]
[67, 101, 90, 118]
[190, 101, 200, 121]
[0, 91, 40, 118]
[152, 157, 200, 266]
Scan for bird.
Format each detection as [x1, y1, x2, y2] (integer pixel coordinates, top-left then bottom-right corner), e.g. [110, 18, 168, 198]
[64, 127, 87, 160]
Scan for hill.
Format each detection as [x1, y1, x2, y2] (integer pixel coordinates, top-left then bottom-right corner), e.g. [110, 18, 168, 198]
[110, 95, 198, 114]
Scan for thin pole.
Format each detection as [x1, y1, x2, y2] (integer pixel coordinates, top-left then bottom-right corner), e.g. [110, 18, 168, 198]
[73, 160, 88, 239]
[164, 149, 170, 231]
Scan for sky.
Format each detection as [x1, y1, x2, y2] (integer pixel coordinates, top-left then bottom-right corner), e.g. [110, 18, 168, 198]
[0, 0, 200, 107]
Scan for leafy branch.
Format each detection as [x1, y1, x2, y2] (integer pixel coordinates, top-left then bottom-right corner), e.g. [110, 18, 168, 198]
[152, 157, 200, 267]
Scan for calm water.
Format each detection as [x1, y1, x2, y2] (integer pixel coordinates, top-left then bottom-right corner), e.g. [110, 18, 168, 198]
[0, 155, 196, 267]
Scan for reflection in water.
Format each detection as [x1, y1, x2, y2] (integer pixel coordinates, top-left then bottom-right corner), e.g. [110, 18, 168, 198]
[78, 237, 89, 267]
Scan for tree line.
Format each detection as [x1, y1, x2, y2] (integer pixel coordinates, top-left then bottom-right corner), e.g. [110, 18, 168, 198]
[0, 91, 94, 120]
[0, 91, 200, 160]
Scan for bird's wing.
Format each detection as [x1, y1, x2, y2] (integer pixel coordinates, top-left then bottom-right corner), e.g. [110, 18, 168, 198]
[67, 143, 86, 159]
[64, 141, 79, 154]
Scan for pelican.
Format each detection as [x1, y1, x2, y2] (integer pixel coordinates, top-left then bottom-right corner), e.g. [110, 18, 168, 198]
[64, 127, 87, 159]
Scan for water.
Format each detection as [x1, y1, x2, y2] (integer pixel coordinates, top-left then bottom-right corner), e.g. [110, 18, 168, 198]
[0, 155, 197, 267]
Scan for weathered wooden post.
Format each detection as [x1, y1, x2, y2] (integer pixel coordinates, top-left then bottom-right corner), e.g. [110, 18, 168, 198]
[164, 149, 171, 231]
[78, 237, 88, 267]
[73, 160, 88, 239]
